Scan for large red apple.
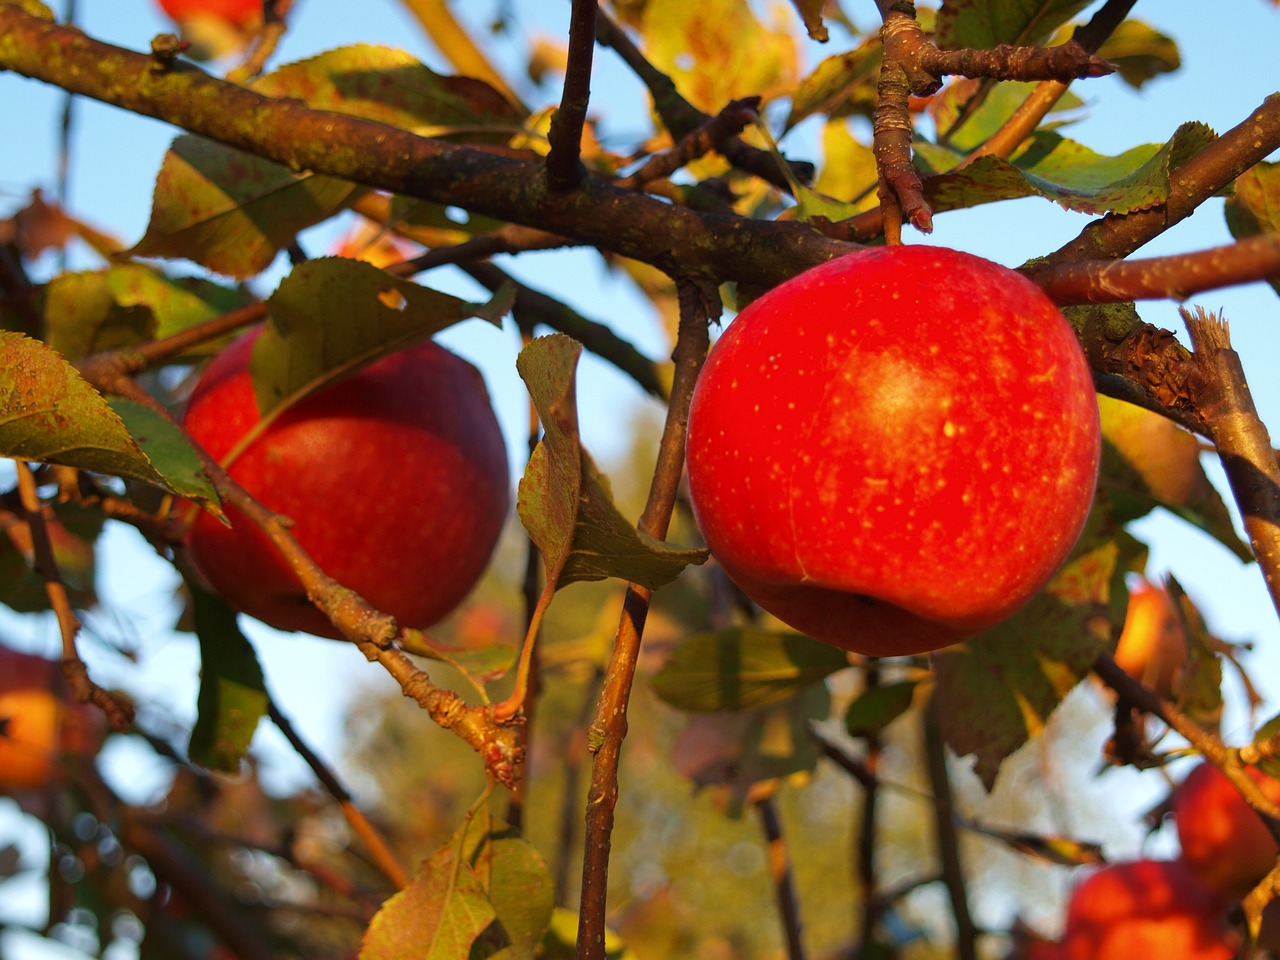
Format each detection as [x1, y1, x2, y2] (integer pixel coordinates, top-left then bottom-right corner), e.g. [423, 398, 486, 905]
[684, 246, 1101, 656]
[0, 647, 106, 792]
[181, 327, 509, 639]
[1060, 859, 1237, 960]
[1174, 760, 1280, 898]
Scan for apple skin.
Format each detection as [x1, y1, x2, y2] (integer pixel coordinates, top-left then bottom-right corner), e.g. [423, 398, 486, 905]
[684, 246, 1101, 656]
[1060, 859, 1237, 960]
[156, 0, 262, 29]
[1174, 760, 1280, 898]
[181, 327, 509, 639]
[1113, 577, 1187, 697]
[0, 647, 106, 792]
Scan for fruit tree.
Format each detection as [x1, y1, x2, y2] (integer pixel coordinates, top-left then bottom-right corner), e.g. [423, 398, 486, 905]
[1, 2, 1279, 959]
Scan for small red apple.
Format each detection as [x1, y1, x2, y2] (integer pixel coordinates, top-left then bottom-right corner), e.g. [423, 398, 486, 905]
[1113, 576, 1187, 697]
[684, 246, 1101, 656]
[181, 326, 509, 639]
[156, 0, 262, 30]
[1174, 760, 1280, 898]
[1060, 859, 1237, 960]
[0, 647, 106, 792]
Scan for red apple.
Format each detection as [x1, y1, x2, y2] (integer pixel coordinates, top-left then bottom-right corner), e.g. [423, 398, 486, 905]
[181, 326, 509, 639]
[1060, 859, 1237, 960]
[0, 647, 106, 792]
[684, 246, 1101, 656]
[156, 0, 262, 30]
[1174, 760, 1280, 898]
[1113, 576, 1187, 697]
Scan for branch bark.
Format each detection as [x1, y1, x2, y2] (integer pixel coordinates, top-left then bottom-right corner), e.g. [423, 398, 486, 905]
[577, 277, 714, 960]
[0, 8, 849, 286]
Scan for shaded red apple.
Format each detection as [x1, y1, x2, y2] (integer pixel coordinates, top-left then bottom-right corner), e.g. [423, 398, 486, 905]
[0, 647, 106, 792]
[1174, 760, 1280, 898]
[1113, 576, 1187, 697]
[181, 327, 509, 639]
[684, 246, 1101, 656]
[1060, 859, 1237, 960]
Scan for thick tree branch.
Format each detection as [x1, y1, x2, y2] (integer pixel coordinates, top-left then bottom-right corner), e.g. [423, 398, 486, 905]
[1182, 308, 1280, 619]
[1025, 235, 1280, 305]
[0, 9, 849, 285]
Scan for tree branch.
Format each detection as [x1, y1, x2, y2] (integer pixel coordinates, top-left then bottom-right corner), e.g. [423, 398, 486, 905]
[545, 0, 596, 191]
[1182, 307, 1280, 619]
[577, 276, 715, 960]
[1047, 93, 1280, 265]
[0, 8, 849, 286]
[1024, 235, 1280, 305]
[923, 696, 977, 960]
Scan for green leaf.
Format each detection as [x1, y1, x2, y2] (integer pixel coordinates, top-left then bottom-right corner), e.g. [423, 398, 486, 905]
[957, 819, 1106, 866]
[1225, 160, 1280, 297]
[361, 815, 550, 960]
[812, 122, 881, 214]
[106, 264, 256, 348]
[930, 79, 1086, 152]
[917, 122, 1218, 216]
[1098, 395, 1250, 561]
[640, 0, 796, 114]
[187, 583, 269, 773]
[539, 908, 636, 960]
[0, 501, 100, 614]
[785, 39, 882, 131]
[1096, 20, 1181, 90]
[108, 398, 220, 509]
[130, 45, 525, 278]
[43, 271, 155, 362]
[844, 680, 918, 738]
[255, 257, 512, 418]
[650, 628, 848, 713]
[0, 332, 172, 490]
[935, 0, 1093, 50]
[252, 44, 523, 142]
[670, 683, 830, 816]
[129, 135, 358, 279]
[361, 838, 497, 960]
[466, 821, 555, 960]
[933, 503, 1144, 790]
[1166, 576, 1223, 728]
[516, 334, 707, 591]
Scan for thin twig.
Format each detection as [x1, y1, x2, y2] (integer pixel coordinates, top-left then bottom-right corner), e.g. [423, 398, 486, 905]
[546, 0, 597, 191]
[576, 277, 715, 960]
[592, 8, 811, 193]
[923, 696, 977, 960]
[14, 463, 133, 731]
[267, 699, 409, 889]
[462, 261, 666, 399]
[758, 796, 807, 960]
